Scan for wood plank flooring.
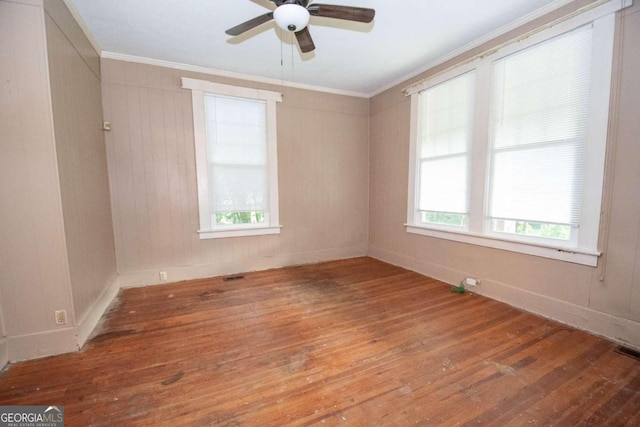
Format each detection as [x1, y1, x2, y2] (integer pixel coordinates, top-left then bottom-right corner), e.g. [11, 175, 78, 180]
[0, 257, 639, 425]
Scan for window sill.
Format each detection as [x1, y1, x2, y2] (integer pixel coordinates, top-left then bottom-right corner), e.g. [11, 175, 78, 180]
[198, 225, 281, 239]
[405, 224, 600, 267]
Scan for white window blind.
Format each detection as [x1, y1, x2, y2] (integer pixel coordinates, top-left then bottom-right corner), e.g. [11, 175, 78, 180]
[417, 71, 475, 220]
[488, 26, 593, 227]
[204, 94, 268, 216]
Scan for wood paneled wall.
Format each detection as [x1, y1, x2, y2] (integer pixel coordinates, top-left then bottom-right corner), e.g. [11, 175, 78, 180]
[0, 0, 77, 360]
[368, 1, 640, 348]
[44, 0, 117, 335]
[0, 0, 118, 364]
[101, 59, 370, 286]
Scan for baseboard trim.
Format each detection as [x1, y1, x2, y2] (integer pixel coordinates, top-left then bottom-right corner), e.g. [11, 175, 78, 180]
[119, 246, 369, 288]
[7, 327, 78, 362]
[0, 338, 8, 370]
[368, 245, 640, 350]
[76, 273, 121, 348]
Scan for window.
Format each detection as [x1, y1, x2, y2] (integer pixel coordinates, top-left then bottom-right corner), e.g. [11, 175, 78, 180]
[487, 27, 593, 247]
[415, 71, 475, 229]
[182, 78, 282, 239]
[406, 3, 622, 266]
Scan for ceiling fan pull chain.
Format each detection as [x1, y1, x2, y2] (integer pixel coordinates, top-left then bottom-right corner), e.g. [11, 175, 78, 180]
[291, 31, 295, 79]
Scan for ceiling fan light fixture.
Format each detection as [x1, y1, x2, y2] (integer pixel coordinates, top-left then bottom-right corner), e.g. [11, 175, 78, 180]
[273, 3, 310, 32]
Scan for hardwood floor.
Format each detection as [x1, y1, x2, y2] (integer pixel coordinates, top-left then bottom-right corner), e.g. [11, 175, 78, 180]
[1, 257, 639, 426]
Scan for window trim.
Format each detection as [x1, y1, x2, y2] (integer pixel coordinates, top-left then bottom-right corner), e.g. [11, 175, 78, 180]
[405, 224, 601, 266]
[182, 77, 283, 239]
[405, 1, 623, 267]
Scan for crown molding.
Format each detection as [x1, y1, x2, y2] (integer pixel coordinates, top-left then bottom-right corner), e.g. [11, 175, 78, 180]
[101, 51, 370, 99]
[61, 0, 101, 55]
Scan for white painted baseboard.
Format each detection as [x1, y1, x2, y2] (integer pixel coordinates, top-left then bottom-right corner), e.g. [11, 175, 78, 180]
[7, 327, 79, 362]
[119, 246, 369, 288]
[368, 245, 640, 350]
[4, 273, 121, 361]
[0, 338, 8, 370]
[76, 273, 121, 347]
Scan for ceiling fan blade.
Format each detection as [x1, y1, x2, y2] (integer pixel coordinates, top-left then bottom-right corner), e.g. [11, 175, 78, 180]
[225, 12, 274, 36]
[295, 27, 315, 53]
[308, 4, 375, 23]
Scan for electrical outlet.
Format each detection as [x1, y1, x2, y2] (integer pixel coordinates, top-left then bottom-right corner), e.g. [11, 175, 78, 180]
[465, 277, 479, 287]
[55, 310, 67, 325]
[159, 271, 168, 281]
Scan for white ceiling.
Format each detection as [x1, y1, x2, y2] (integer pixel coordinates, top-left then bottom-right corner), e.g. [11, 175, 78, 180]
[69, 0, 568, 96]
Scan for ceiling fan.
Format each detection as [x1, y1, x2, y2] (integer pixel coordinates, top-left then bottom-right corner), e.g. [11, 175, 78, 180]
[225, 0, 376, 53]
